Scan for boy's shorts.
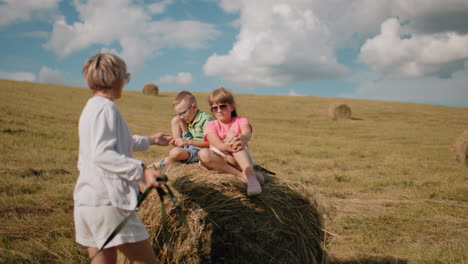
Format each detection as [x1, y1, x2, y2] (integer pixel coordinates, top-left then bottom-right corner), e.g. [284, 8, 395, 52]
[74, 205, 149, 249]
[182, 131, 200, 163]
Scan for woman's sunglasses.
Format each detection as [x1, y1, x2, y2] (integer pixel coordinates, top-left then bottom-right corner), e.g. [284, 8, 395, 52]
[210, 104, 229, 113]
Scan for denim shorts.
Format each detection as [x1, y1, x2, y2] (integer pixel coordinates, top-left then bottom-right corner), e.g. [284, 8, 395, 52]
[182, 131, 200, 163]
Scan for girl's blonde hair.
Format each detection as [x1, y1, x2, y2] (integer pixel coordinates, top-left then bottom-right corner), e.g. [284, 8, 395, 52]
[82, 53, 128, 91]
[208, 87, 237, 117]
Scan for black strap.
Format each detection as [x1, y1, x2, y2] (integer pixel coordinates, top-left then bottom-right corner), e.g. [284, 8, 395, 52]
[86, 173, 188, 263]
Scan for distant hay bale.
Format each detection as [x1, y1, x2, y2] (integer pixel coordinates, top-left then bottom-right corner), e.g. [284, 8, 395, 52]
[328, 103, 351, 121]
[454, 130, 468, 166]
[117, 164, 327, 264]
[142, 83, 159, 96]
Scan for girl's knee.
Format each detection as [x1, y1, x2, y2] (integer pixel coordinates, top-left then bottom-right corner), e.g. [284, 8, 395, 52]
[198, 149, 211, 163]
[199, 149, 226, 168]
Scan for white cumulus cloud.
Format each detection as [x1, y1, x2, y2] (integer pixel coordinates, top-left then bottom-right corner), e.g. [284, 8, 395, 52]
[288, 89, 304, 96]
[0, 0, 60, 27]
[43, 0, 220, 73]
[38, 66, 65, 85]
[0, 71, 36, 82]
[158, 72, 192, 86]
[217, 0, 242, 13]
[148, 0, 173, 14]
[204, 0, 350, 86]
[359, 18, 468, 78]
[209, 0, 468, 87]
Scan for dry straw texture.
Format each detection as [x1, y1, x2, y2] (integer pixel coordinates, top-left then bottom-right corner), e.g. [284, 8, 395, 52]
[454, 129, 468, 166]
[118, 164, 326, 264]
[142, 83, 159, 96]
[328, 103, 352, 121]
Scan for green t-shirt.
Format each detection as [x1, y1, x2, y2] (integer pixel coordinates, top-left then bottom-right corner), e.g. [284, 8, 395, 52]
[188, 110, 214, 141]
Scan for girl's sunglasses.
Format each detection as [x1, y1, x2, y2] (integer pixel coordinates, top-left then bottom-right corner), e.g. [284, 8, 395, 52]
[210, 104, 229, 112]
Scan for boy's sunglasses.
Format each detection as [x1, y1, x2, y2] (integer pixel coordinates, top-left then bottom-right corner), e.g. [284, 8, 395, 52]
[176, 105, 192, 116]
[210, 104, 229, 113]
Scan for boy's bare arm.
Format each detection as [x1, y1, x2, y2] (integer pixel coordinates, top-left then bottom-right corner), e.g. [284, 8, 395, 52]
[190, 139, 209, 148]
[171, 116, 186, 139]
[173, 138, 209, 148]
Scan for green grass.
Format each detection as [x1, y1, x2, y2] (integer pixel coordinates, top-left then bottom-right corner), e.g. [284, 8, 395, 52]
[1, 79, 467, 263]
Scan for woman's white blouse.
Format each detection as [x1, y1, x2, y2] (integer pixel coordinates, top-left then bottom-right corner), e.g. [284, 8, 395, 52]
[74, 96, 150, 210]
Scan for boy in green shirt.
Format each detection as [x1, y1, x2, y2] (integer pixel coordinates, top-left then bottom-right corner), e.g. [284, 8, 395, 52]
[152, 91, 214, 168]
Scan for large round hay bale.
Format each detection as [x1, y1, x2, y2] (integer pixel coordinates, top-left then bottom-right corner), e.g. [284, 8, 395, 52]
[142, 83, 159, 96]
[328, 103, 351, 120]
[117, 164, 326, 264]
[454, 129, 468, 166]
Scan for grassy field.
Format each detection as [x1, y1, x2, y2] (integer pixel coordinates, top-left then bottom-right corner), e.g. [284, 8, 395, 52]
[0, 79, 467, 264]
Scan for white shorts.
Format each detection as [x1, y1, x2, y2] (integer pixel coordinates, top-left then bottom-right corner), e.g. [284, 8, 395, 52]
[74, 205, 149, 249]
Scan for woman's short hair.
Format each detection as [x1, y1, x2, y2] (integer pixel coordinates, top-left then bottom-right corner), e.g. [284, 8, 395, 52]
[208, 87, 237, 117]
[172, 91, 197, 108]
[82, 53, 128, 90]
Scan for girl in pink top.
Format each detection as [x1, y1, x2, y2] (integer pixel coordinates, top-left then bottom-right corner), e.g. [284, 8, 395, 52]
[199, 87, 263, 196]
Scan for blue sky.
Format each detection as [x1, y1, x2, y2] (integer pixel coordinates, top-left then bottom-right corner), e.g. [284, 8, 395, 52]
[1, 0, 468, 107]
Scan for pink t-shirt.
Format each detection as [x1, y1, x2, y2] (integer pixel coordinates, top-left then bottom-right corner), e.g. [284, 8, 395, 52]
[204, 116, 251, 142]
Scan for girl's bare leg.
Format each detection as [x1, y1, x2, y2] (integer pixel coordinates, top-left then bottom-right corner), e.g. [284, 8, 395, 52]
[232, 150, 261, 196]
[198, 149, 245, 180]
[224, 132, 263, 185]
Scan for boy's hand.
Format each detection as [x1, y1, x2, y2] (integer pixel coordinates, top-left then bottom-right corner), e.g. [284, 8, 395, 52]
[174, 138, 190, 147]
[144, 167, 161, 188]
[149, 133, 173, 146]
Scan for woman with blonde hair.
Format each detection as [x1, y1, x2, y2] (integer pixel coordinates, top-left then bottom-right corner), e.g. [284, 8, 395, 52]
[74, 53, 172, 263]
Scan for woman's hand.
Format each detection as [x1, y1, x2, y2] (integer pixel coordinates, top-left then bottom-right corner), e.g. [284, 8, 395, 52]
[149, 133, 173, 146]
[144, 167, 161, 188]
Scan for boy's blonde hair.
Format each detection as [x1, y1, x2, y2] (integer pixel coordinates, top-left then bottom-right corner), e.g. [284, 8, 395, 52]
[82, 53, 128, 91]
[208, 87, 238, 117]
[172, 91, 197, 108]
